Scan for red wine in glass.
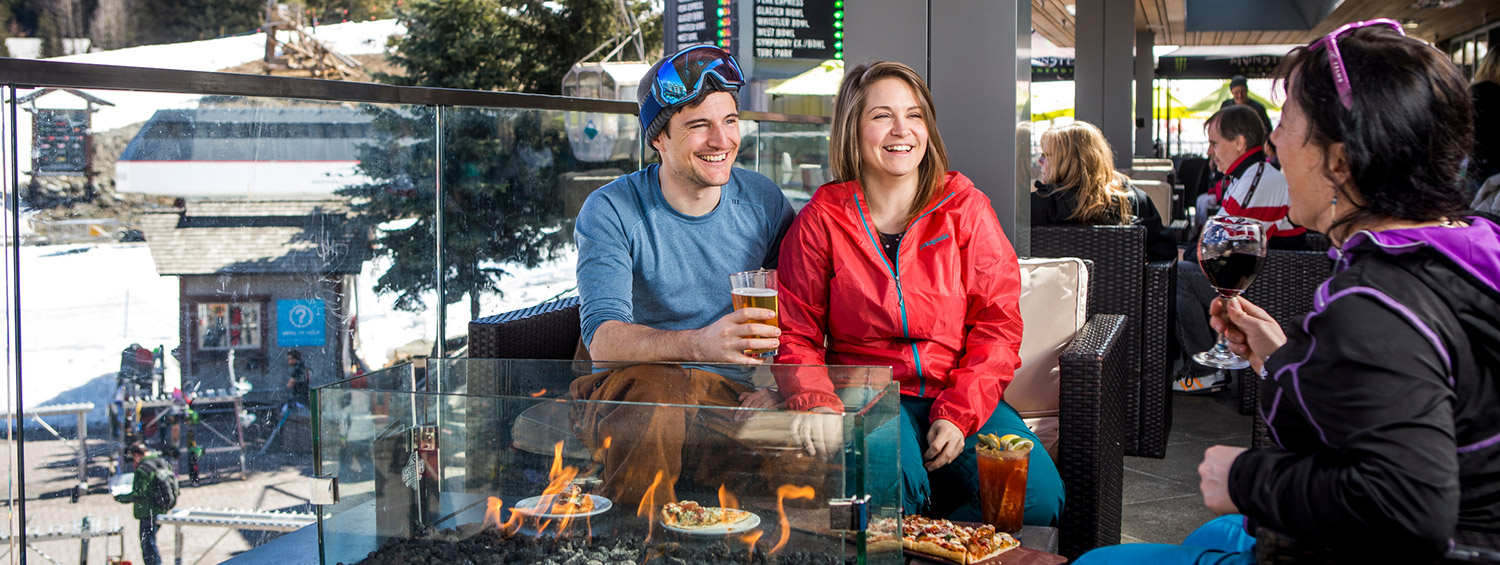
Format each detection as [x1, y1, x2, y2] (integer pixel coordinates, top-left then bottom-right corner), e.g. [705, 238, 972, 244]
[1193, 217, 1268, 370]
[1201, 253, 1266, 298]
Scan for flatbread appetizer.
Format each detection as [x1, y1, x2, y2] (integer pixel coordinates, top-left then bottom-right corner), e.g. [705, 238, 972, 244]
[549, 484, 596, 514]
[660, 500, 752, 529]
[902, 515, 1020, 564]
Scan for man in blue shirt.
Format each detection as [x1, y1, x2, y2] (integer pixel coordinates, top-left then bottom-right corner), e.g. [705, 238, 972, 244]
[570, 46, 809, 503]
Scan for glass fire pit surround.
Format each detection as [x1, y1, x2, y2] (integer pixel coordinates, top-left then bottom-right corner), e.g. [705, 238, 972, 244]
[312, 359, 900, 565]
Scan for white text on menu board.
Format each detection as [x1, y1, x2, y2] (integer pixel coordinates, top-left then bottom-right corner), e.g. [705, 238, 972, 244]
[754, 0, 821, 58]
[677, 0, 707, 40]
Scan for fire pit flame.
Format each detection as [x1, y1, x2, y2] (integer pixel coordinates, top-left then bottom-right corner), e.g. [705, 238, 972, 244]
[636, 470, 666, 544]
[536, 441, 583, 535]
[485, 497, 504, 529]
[739, 530, 764, 563]
[718, 484, 739, 510]
[771, 484, 816, 555]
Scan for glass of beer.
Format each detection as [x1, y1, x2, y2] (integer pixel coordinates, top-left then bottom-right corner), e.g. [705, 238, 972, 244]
[978, 445, 1030, 534]
[729, 269, 778, 358]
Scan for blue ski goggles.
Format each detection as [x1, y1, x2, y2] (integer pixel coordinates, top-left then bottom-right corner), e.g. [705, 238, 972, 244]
[640, 46, 745, 132]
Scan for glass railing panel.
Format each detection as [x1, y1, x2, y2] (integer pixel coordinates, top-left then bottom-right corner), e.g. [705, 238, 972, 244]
[2, 58, 835, 565]
[434, 106, 641, 349]
[744, 118, 831, 210]
[315, 359, 899, 564]
[3, 84, 437, 564]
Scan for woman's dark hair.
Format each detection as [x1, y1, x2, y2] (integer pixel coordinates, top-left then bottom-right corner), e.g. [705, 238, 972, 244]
[1273, 26, 1472, 240]
[287, 350, 302, 362]
[1207, 104, 1267, 149]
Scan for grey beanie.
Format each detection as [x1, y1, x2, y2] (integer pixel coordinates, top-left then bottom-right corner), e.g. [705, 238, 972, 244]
[1230, 75, 1248, 89]
[638, 50, 740, 148]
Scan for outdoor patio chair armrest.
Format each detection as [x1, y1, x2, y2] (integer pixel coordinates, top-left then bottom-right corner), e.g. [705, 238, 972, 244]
[1057, 313, 1129, 559]
[1135, 259, 1177, 459]
[468, 296, 582, 360]
[1254, 525, 1500, 564]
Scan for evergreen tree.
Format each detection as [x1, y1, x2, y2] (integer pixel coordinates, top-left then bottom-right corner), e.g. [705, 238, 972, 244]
[302, 0, 395, 23]
[382, 0, 625, 95]
[130, 0, 260, 45]
[348, 0, 644, 319]
[0, 1, 9, 57]
[36, 6, 61, 56]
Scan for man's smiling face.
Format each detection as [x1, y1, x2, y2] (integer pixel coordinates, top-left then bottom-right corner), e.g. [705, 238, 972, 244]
[653, 91, 741, 191]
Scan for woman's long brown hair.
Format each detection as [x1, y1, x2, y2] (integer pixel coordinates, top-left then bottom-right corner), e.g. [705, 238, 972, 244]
[829, 61, 951, 227]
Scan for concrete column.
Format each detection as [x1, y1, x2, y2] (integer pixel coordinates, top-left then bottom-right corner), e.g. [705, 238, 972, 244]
[843, 1, 927, 76]
[844, 0, 1030, 250]
[1135, 29, 1155, 158]
[1075, 0, 1136, 169]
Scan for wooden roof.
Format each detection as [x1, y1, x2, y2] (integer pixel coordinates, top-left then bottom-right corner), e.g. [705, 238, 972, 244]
[139, 199, 367, 276]
[1033, 0, 1499, 47]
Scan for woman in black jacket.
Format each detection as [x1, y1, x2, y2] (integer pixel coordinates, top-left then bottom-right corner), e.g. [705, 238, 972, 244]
[1032, 120, 1177, 261]
[1078, 20, 1500, 565]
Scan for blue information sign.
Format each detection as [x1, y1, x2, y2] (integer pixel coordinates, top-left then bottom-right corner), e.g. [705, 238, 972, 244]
[276, 299, 326, 347]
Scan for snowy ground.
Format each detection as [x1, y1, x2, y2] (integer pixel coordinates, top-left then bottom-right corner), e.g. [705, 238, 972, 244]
[2, 242, 578, 428]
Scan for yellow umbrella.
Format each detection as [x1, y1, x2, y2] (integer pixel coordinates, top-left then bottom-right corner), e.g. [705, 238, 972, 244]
[766, 60, 844, 97]
[1153, 87, 1194, 120]
[1030, 86, 1193, 121]
[1030, 82, 1074, 121]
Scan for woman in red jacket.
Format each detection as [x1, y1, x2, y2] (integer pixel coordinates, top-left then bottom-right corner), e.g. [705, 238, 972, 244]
[774, 60, 1063, 525]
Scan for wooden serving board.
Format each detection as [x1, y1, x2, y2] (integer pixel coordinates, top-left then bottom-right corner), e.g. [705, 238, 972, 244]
[903, 545, 1067, 565]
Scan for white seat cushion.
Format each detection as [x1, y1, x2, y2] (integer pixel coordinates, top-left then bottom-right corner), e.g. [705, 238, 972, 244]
[1008, 257, 1089, 459]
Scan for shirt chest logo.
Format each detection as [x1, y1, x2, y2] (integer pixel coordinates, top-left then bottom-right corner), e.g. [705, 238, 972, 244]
[920, 234, 950, 249]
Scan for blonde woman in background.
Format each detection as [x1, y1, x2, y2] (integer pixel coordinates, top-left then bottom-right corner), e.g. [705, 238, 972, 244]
[1032, 121, 1177, 261]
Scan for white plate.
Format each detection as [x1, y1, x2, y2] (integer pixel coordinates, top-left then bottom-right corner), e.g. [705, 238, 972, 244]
[663, 510, 762, 536]
[511, 494, 612, 519]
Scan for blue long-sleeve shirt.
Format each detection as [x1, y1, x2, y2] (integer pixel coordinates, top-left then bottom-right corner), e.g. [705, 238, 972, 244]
[574, 164, 793, 373]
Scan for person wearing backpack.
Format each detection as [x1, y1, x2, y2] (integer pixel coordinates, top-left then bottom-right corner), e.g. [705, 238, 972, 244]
[115, 442, 177, 565]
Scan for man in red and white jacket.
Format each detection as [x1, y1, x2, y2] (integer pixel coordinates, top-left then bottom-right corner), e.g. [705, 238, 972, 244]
[1176, 105, 1309, 393]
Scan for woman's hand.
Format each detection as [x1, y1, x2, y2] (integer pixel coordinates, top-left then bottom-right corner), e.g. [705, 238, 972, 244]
[1198, 445, 1247, 515]
[923, 419, 966, 471]
[1210, 296, 1286, 374]
[791, 406, 842, 459]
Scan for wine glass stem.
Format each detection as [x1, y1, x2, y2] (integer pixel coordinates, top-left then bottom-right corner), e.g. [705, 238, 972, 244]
[1212, 296, 1235, 358]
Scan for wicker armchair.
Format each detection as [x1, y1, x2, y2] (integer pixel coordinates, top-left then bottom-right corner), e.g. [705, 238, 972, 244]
[470, 276, 1131, 559]
[1032, 225, 1176, 459]
[1255, 525, 1500, 564]
[1236, 247, 1336, 447]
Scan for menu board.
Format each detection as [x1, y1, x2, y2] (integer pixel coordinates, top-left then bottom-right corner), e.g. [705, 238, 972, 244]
[752, 0, 838, 60]
[33, 109, 89, 175]
[666, 0, 737, 55]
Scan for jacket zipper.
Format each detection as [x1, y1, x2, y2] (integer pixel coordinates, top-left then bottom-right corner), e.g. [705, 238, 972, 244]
[855, 191, 956, 396]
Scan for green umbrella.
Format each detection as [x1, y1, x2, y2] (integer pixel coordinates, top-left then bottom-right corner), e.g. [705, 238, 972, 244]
[1186, 82, 1280, 117]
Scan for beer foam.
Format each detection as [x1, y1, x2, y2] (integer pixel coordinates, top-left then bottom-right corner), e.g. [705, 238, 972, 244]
[731, 287, 777, 296]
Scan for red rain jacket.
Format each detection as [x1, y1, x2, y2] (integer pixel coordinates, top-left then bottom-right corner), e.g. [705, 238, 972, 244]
[774, 172, 1024, 435]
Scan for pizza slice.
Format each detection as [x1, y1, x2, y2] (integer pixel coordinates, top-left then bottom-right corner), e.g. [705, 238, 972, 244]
[548, 484, 595, 514]
[661, 500, 752, 529]
[867, 516, 902, 550]
[962, 523, 1020, 563]
[901, 515, 1020, 564]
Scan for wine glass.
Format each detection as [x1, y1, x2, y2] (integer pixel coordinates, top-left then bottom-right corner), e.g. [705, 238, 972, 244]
[1193, 216, 1268, 370]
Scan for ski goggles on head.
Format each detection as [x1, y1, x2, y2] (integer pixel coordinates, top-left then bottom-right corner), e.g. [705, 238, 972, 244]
[1307, 18, 1405, 109]
[641, 46, 745, 129]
